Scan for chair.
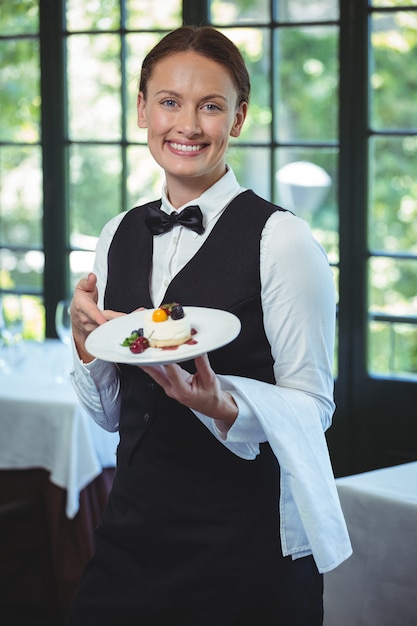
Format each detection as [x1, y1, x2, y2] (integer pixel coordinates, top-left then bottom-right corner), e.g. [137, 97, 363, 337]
[0, 495, 61, 625]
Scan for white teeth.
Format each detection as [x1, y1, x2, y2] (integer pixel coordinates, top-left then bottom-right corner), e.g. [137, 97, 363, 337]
[169, 142, 203, 152]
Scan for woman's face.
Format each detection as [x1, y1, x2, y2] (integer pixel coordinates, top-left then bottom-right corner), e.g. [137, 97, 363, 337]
[137, 51, 247, 202]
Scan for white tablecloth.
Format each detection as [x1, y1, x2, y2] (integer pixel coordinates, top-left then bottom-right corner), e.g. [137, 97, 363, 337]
[324, 462, 417, 626]
[0, 340, 119, 518]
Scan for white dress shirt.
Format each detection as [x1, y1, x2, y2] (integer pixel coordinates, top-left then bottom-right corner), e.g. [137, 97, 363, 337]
[71, 167, 352, 573]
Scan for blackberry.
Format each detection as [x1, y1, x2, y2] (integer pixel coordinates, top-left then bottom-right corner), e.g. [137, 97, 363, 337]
[170, 304, 184, 320]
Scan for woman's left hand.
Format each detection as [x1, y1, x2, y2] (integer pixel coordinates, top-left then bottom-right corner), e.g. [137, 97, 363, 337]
[140, 353, 238, 430]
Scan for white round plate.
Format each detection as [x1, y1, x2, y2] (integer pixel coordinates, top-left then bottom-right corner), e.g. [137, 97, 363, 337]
[85, 306, 241, 366]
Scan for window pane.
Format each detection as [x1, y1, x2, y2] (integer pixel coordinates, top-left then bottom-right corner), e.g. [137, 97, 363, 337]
[372, 1, 416, 7]
[126, 0, 182, 29]
[219, 28, 271, 143]
[274, 26, 339, 142]
[369, 136, 417, 253]
[66, 0, 121, 31]
[370, 11, 417, 130]
[127, 146, 164, 208]
[69, 145, 122, 239]
[277, 0, 339, 22]
[67, 34, 122, 141]
[22, 295, 44, 341]
[0, 248, 44, 292]
[0, 39, 40, 142]
[275, 147, 339, 262]
[0, 146, 43, 250]
[3, 294, 45, 342]
[369, 320, 417, 379]
[209, 0, 270, 24]
[0, 0, 39, 35]
[369, 257, 417, 317]
[227, 147, 271, 200]
[126, 32, 163, 142]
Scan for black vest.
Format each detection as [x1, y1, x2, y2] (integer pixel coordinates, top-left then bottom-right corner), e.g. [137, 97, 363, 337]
[96, 190, 287, 612]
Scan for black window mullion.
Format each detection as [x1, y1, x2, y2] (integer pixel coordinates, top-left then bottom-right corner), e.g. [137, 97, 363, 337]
[182, 0, 209, 26]
[39, 0, 68, 337]
[120, 6, 128, 213]
[329, 0, 370, 475]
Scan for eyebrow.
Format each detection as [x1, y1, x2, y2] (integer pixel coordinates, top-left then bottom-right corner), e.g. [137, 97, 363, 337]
[154, 89, 228, 102]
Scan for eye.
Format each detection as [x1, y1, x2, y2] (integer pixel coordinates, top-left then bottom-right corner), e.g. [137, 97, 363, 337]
[161, 99, 178, 108]
[202, 103, 222, 112]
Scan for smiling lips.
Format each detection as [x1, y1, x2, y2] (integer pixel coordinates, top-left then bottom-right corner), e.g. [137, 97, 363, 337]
[168, 141, 206, 153]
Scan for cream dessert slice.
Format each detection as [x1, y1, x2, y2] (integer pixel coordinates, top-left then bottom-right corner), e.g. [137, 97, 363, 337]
[143, 306, 192, 348]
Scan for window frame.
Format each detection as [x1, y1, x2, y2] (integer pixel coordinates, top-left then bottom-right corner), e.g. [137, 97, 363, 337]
[2, 0, 416, 475]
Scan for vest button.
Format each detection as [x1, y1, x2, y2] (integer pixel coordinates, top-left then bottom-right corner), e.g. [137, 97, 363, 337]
[143, 412, 150, 423]
[147, 382, 155, 391]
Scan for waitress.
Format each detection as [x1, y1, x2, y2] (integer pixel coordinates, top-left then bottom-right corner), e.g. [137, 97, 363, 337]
[66, 25, 351, 626]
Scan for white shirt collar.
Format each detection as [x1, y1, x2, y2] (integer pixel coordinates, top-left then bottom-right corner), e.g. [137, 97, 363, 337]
[160, 167, 244, 225]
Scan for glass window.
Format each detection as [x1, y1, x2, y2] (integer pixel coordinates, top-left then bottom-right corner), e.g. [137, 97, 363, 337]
[274, 26, 339, 143]
[69, 144, 123, 239]
[0, 146, 43, 250]
[0, 0, 39, 35]
[228, 147, 271, 200]
[126, 0, 182, 29]
[126, 145, 164, 207]
[209, 0, 270, 24]
[370, 11, 417, 130]
[0, 39, 40, 143]
[369, 257, 417, 318]
[0, 4, 43, 340]
[2, 0, 416, 398]
[368, 4, 417, 378]
[372, 0, 415, 7]
[66, 0, 121, 31]
[276, 0, 339, 22]
[275, 148, 339, 261]
[369, 321, 417, 377]
[369, 136, 417, 254]
[67, 34, 122, 141]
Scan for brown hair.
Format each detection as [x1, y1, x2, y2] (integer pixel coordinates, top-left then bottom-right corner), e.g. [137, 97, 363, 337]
[139, 26, 250, 106]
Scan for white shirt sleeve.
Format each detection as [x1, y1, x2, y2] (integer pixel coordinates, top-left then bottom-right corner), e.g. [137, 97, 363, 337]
[70, 213, 126, 431]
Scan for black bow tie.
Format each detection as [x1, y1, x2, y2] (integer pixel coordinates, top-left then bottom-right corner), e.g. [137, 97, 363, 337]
[145, 204, 205, 235]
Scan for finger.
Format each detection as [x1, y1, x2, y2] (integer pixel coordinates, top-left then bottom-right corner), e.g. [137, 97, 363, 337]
[76, 272, 97, 294]
[194, 353, 210, 373]
[193, 353, 215, 383]
[102, 310, 127, 321]
[71, 296, 107, 328]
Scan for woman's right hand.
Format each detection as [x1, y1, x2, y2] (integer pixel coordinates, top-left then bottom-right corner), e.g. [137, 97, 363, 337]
[70, 273, 123, 363]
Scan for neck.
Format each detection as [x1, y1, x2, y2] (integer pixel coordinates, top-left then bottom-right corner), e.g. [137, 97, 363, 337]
[165, 167, 227, 209]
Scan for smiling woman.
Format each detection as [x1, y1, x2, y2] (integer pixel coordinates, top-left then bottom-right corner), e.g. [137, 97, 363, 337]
[65, 25, 351, 626]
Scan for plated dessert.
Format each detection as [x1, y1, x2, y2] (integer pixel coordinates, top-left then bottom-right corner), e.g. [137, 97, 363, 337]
[121, 303, 195, 354]
[85, 305, 241, 365]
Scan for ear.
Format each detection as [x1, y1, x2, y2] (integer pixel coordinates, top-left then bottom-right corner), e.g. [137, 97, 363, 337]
[137, 92, 148, 129]
[230, 101, 248, 138]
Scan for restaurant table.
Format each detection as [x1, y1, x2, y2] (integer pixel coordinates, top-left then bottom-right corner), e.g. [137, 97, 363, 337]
[323, 462, 417, 626]
[0, 339, 119, 620]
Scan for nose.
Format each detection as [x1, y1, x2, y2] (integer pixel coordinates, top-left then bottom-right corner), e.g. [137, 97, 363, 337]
[176, 105, 201, 136]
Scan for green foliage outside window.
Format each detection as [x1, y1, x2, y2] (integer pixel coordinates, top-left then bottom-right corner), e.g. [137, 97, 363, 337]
[0, 0, 416, 376]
